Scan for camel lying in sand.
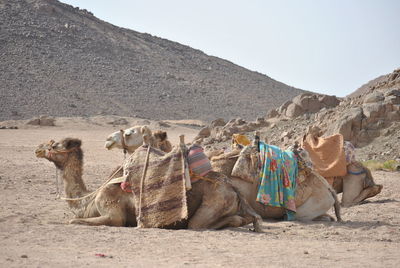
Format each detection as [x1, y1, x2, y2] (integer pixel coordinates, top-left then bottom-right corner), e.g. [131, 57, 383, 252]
[210, 146, 341, 221]
[303, 126, 383, 207]
[332, 162, 383, 207]
[105, 126, 172, 154]
[107, 127, 341, 221]
[35, 138, 136, 227]
[36, 138, 262, 231]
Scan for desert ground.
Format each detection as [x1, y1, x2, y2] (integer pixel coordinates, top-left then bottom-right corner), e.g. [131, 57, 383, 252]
[0, 117, 399, 267]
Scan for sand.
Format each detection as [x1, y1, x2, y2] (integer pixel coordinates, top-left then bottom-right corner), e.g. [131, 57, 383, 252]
[0, 118, 399, 267]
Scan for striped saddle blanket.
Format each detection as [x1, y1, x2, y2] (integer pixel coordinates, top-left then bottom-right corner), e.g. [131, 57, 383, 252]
[123, 145, 188, 228]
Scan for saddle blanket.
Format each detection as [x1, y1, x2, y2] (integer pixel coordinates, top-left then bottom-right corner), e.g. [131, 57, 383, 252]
[123, 145, 188, 228]
[257, 142, 298, 220]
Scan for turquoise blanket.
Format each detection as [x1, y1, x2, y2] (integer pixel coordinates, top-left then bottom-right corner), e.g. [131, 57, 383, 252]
[256, 142, 298, 220]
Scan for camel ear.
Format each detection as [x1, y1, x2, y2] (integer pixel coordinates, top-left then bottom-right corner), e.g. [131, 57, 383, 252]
[141, 126, 152, 136]
[63, 138, 81, 149]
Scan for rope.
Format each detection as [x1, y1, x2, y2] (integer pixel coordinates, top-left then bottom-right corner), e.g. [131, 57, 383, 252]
[55, 168, 60, 199]
[189, 171, 220, 185]
[347, 169, 365, 175]
[136, 145, 151, 227]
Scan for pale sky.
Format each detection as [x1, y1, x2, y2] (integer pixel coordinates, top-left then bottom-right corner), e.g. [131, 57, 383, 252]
[60, 0, 400, 96]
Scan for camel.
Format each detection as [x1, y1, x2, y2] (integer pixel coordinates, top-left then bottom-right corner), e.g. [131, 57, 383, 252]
[36, 138, 262, 231]
[105, 126, 171, 154]
[210, 145, 342, 221]
[332, 162, 383, 207]
[303, 126, 383, 207]
[107, 127, 340, 221]
[35, 138, 136, 227]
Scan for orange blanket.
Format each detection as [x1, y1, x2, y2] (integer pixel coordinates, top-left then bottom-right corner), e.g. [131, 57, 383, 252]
[302, 134, 347, 178]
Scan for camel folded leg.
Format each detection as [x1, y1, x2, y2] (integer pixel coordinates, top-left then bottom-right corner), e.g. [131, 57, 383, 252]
[352, 184, 383, 204]
[296, 190, 335, 221]
[69, 215, 125, 226]
[210, 215, 254, 229]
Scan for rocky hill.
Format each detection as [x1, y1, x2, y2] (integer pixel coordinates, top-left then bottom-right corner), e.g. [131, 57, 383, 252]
[0, 0, 304, 122]
[348, 68, 400, 98]
[196, 68, 400, 162]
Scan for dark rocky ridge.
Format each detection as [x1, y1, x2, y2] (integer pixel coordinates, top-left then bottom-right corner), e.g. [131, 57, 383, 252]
[0, 0, 305, 122]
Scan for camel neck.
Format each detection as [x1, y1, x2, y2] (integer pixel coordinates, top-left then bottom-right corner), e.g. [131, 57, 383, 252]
[61, 156, 89, 208]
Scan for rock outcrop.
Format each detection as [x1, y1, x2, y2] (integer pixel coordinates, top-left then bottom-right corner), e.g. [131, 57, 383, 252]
[267, 93, 341, 119]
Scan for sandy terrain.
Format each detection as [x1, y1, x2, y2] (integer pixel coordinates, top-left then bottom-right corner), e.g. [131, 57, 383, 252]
[0, 118, 399, 267]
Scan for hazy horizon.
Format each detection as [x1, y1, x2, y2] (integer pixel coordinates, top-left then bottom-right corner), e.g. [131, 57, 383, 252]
[60, 0, 400, 96]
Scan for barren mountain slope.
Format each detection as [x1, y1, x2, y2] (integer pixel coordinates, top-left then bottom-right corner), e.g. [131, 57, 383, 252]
[0, 0, 304, 121]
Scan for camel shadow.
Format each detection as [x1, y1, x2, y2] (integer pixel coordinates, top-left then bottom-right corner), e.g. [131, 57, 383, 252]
[358, 198, 399, 205]
[295, 219, 399, 229]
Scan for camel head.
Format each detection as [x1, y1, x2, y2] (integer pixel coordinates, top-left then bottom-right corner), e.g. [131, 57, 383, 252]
[35, 138, 83, 169]
[104, 125, 152, 152]
[153, 130, 172, 153]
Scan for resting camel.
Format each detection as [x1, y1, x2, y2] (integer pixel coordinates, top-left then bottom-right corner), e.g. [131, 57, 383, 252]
[107, 127, 341, 221]
[36, 138, 262, 231]
[210, 146, 342, 221]
[303, 126, 383, 207]
[35, 138, 136, 227]
[332, 162, 383, 207]
[105, 126, 172, 154]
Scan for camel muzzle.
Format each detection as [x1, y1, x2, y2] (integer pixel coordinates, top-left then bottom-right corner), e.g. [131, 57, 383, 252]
[104, 140, 115, 150]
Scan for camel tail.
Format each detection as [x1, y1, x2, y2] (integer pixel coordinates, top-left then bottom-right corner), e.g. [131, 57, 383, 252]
[328, 186, 342, 222]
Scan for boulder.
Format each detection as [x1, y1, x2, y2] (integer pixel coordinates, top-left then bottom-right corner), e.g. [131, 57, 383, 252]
[108, 118, 129, 125]
[255, 117, 269, 127]
[362, 102, 386, 120]
[302, 96, 323, 113]
[319, 95, 341, 107]
[234, 118, 246, 125]
[210, 118, 226, 128]
[285, 103, 304, 118]
[278, 100, 292, 114]
[266, 109, 279, 118]
[196, 127, 211, 138]
[158, 121, 170, 128]
[384, 89, 400, 97]
[327, 107, 363, 142]
[39, 116, 56, 126]
[27, 116, 55, 126]
[364, 92, 384, 104]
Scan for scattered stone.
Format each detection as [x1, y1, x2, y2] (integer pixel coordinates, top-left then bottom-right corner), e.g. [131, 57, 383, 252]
[107, 118, 128, 125]
[158, 121, 170, 128]
[27, 116, 55, 126]
[210, 118, 226, 128]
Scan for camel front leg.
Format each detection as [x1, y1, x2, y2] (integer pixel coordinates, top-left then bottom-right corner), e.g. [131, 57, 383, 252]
[69, 215, 124, 227]
[210, 215, 263, 232]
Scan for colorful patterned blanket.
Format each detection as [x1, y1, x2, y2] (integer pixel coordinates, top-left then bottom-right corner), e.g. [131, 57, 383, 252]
[257, 142, 298, 220]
